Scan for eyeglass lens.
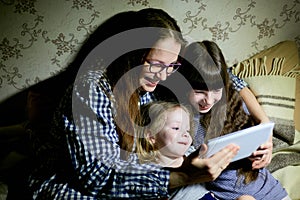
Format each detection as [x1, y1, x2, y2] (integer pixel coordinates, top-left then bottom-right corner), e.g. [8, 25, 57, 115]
[150, 63, 181, 74]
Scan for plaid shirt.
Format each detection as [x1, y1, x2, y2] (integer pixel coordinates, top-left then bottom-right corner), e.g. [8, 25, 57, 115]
[228, 67, 248, 91]
[29, 70, 169, 199]
[29, 69, 246, 199]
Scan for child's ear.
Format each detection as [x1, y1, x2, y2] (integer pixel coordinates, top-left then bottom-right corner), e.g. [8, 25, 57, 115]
[146, 130, 156, 144]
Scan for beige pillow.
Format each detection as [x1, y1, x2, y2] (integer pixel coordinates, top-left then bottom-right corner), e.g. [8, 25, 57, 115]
[245, 75, 296, 147]
[232, 40, 300, 131]
[249, 41, 300, 130]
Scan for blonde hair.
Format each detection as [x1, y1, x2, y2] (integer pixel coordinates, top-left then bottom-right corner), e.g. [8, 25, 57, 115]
[135, 101, 194, 164]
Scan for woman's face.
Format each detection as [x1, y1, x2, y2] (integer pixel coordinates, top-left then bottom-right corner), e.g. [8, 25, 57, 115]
[139, 38, 181, 92]
[150, 107, 192, 158]
[188, 88, 223, 113]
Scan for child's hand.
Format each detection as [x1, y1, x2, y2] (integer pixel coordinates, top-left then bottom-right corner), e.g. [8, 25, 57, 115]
[249, 135, 273, 169]
[177, 144, 239, 183]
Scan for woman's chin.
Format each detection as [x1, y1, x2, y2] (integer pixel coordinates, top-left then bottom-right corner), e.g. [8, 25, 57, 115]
[142, 84, 157, 92]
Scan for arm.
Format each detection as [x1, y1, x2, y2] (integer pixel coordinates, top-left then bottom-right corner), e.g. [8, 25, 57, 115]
[228, 70, 272, 169]
[239, 87, 269, 123]
[239, 87, 273, 169]
[228, 68, 270, 123]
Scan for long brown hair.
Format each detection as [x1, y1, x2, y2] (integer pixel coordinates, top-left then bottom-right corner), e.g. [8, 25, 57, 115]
[180, 41, 258, 184]
[103, 8, 186, 153]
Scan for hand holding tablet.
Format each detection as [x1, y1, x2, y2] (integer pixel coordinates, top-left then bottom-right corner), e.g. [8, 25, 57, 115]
[205, 122, 274, 162]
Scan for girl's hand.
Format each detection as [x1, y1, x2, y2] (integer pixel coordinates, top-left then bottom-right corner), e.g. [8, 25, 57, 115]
[249, 135, 273, 169]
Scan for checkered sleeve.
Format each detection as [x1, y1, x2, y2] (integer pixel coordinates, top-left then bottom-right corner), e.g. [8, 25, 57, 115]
[227, 67, 248, 91]
[33, 71, 170, 199]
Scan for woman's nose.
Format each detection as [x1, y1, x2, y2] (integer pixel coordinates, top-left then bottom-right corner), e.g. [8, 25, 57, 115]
[155, 69, 168, 81]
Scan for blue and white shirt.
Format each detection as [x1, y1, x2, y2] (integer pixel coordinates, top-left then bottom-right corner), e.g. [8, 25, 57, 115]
[228, 67, 248, 92]
[29, 70, 169, 199]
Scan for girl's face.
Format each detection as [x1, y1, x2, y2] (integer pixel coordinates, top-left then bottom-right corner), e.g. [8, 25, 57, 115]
[150, 107, 192, 158]
[188, 88, 223, 113]
[139, 38, 181, 92]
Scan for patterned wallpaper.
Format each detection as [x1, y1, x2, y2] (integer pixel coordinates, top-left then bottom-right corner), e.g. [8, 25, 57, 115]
[0, 0, 299, 101]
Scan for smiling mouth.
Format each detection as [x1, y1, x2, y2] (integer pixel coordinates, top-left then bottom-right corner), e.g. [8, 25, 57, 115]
[145, 77, 159, 86]
[178, 141, 188, 145]
[199, 105, 211, 110]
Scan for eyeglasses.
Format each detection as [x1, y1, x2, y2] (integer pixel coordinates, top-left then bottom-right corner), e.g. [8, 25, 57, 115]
[145, 60, 181, 74]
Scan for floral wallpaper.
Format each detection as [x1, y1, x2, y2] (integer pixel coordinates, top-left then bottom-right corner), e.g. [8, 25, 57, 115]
[0, 0, 299, 101]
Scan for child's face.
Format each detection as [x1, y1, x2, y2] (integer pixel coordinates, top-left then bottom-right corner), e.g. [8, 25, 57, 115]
[151, 107, 192, 158]
[188, 88, 223, 113]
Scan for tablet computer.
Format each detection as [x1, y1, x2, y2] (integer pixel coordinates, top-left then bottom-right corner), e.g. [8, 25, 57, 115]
[205, 122, 274, 162]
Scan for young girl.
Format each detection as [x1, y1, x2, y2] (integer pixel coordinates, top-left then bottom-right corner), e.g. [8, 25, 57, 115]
[136, 101, 193, 168]
[178, 41, 290, 200]
[136, 101, 255, 200]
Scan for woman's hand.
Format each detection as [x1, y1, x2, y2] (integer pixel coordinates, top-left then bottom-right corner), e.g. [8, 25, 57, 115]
[249, 135, 273, 169]
[169, 144, 239, 189]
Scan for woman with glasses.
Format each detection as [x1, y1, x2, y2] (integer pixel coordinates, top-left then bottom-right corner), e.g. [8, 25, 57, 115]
[28, 8, 239, 199]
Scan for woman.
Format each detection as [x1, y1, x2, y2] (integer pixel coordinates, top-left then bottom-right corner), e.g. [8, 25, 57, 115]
[28, 9, 239, 199]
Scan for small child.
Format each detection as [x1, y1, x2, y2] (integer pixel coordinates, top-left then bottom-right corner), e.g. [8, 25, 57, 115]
[136, 101, 193, 168]
[135, 101, 256, 200]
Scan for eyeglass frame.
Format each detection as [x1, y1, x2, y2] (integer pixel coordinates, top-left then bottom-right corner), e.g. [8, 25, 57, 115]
[145, 59, 181, 74]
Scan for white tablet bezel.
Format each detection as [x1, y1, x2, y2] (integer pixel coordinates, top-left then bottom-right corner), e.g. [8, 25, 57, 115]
[205, 122, 274, 162]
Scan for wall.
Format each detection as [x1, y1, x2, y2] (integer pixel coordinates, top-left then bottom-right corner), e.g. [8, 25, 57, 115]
[0, 0, 299, 101]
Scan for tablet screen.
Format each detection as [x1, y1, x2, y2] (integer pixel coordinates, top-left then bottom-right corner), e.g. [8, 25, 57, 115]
[205, 122, 274, 162]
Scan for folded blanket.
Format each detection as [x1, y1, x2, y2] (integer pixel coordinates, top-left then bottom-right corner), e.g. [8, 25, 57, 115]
[267, 140, 300, 173]
[271, 117, 295, 151]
